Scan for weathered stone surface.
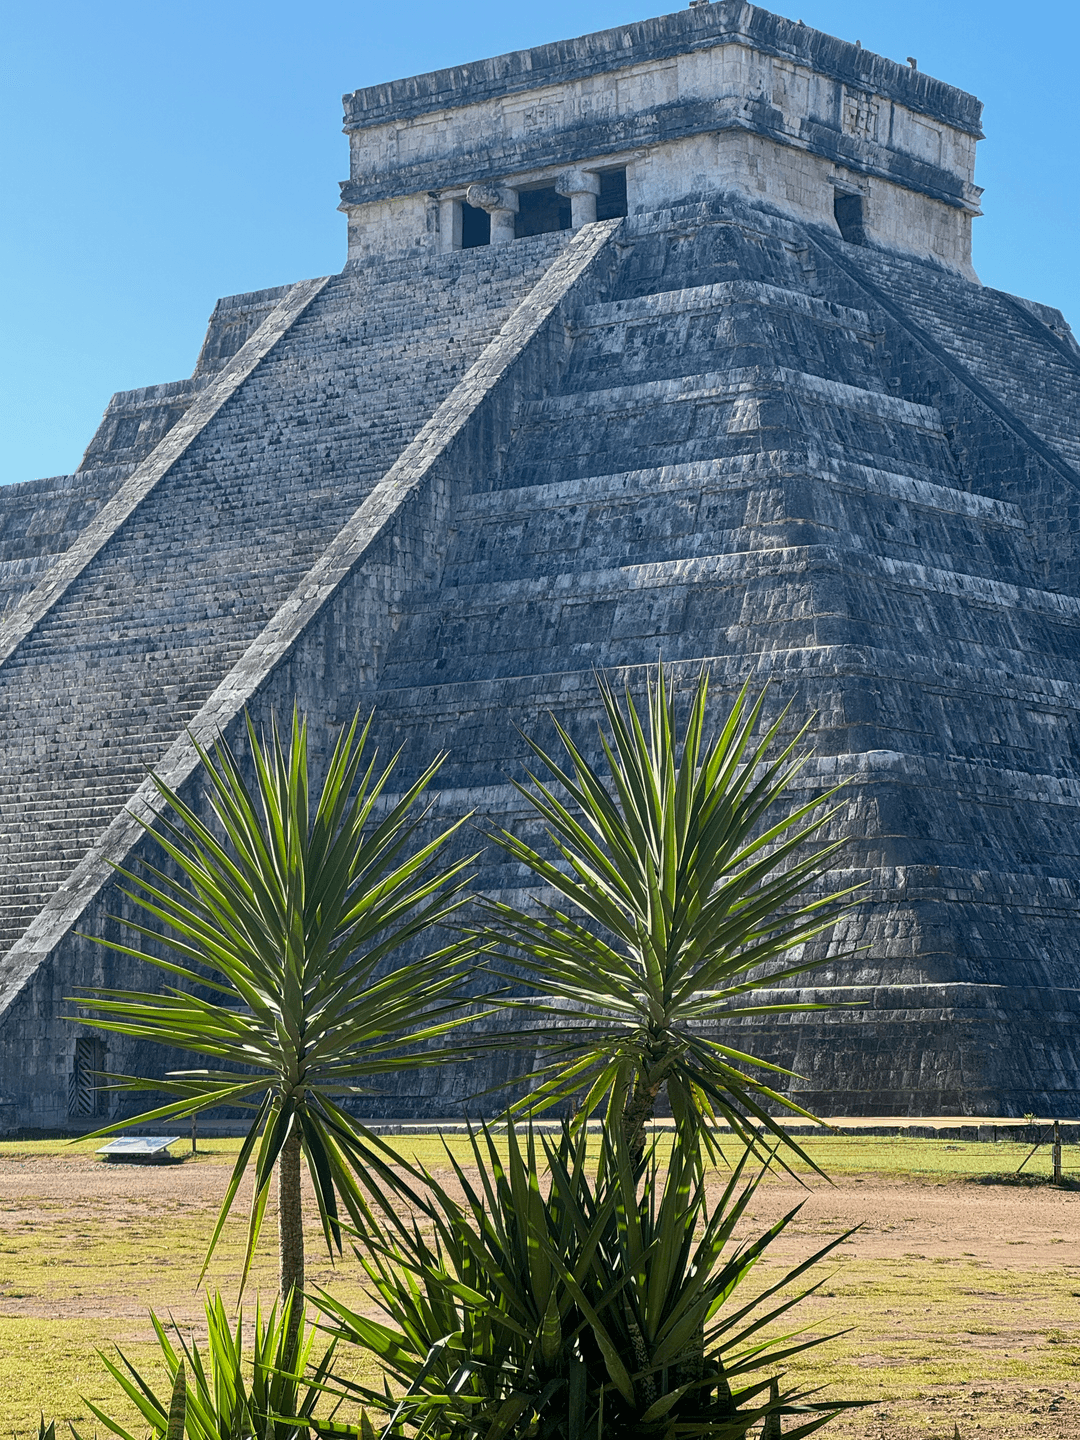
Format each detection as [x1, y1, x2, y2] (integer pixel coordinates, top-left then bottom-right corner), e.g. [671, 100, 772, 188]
[1, 4, 1078, 1128]
[0, 467, 132, 617]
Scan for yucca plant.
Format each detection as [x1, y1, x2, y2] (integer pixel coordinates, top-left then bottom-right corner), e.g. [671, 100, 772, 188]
[73, 708, 476, 1321]
[81, 1290, 348, 1440]
[481, 665, 862, 1161]
[313, 1118, 859, 1440]
[24, 1368, 186, 1440]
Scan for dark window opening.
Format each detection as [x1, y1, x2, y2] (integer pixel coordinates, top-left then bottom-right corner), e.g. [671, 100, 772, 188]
[834, 192, 866, 245]
[68, 1037, 108, 1118]
[596, 168, 628, 221]
[514, 186, 572, 239]
[461, 201, 491, 249]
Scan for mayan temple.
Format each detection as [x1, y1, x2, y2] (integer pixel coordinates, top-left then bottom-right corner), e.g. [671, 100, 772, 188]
[2, 1, 1079, 1130]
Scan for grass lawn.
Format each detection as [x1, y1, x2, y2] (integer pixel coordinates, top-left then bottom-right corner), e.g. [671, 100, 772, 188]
[0, 1132, 1076, 1437]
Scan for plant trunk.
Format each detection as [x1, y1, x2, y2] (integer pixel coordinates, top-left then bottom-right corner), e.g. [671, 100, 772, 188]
[279, 1122, 305, 1297]
[760, 1378, 782, 1439]
[622, 1075, 662, 1167]
[278, 1122, 305, 1366]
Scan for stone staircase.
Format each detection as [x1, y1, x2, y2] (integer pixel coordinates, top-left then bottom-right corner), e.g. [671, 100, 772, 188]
[0, 232, 575, 960]
[838, 244, 1080, 478]
[0, 466, 133, 615]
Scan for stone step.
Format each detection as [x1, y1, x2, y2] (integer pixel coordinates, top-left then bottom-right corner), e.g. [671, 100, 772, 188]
[0, 801, 122, 817]
[459, 455, 1023, 528]
[381, 541, 1080, 693]
[561, 280, 889, 393]
[573, 283, 891, 390]
[406, 546, 1080, 629]
[445, 453, 1031, 587]
[498, 365, 954, 487]
[526, 367, 940, 430]
[574, 280, 878, 338]
[609, 205, 826, 303]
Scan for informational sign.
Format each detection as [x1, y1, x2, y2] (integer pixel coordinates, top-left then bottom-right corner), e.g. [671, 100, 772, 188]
[96, 1136, 181, 1164]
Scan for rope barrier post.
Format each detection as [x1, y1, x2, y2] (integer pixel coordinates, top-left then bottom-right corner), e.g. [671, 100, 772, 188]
[1016, 1121, 1054, 1176]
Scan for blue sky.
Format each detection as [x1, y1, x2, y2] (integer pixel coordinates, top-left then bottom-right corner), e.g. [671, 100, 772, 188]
[2, 0, 1077, 486]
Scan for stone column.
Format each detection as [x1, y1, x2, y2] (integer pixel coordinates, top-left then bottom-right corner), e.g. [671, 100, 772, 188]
[555, 169, 600, 227]
[438, 196, 462, 253]
[466, 183, 519, 244]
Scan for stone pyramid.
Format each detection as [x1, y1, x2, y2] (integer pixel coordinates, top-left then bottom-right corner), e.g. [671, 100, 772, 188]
[2, 1, 1079, 1129]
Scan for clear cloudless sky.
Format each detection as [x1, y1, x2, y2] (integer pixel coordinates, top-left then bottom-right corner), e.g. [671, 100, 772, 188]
[2, 0, 1077, 486]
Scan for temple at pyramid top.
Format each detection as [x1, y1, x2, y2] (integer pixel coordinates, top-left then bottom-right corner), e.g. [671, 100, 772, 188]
[339, 1, 984, 276]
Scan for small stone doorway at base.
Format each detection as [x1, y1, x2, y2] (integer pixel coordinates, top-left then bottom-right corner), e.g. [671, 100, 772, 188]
[68, 1035, 108, 1117]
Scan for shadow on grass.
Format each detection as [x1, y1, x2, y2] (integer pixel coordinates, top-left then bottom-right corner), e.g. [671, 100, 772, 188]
[966, 1172, 1080, 1191]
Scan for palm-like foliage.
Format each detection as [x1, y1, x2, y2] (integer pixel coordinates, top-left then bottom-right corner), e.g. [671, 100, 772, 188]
[482, 666, 861, 1159]
[80, 1291, 345, 1440]
[314, 1119, 858, 1440]
[74, 709, 475, 1298]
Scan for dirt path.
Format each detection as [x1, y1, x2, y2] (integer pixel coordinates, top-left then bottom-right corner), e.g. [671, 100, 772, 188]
[2, 1153, 1076, 1255]
[730, 1169, 1080, 1264]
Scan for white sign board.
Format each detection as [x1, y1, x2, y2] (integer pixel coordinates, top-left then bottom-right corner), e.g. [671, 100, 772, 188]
[96, 1136, 180, 1163]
